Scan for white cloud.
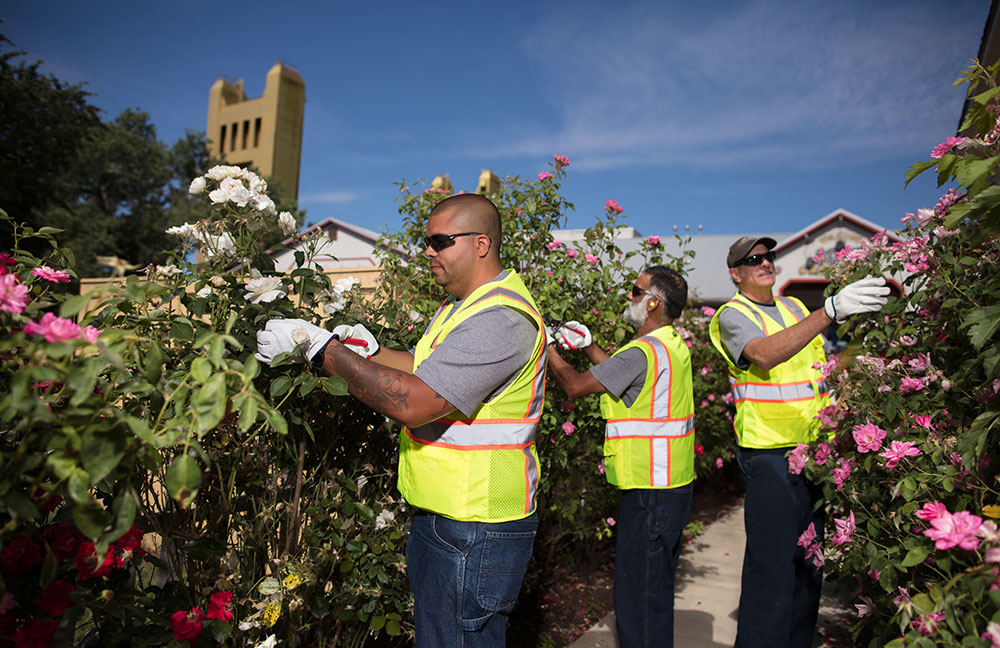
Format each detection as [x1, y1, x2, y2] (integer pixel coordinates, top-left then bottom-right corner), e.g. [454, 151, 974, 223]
[466, 1, 983, 171]
[299, 191, 361, 204]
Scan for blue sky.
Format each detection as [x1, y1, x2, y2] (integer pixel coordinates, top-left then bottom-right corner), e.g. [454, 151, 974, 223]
[2, 1, 990, 239]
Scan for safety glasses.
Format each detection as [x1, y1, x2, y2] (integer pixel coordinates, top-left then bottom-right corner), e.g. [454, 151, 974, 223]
[631, 284, 662, 301]
[735, 250, 776, 266]
[423, 232, 482, 252]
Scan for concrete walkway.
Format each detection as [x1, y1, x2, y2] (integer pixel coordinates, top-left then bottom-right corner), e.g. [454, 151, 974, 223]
[567, 500, 855, 648]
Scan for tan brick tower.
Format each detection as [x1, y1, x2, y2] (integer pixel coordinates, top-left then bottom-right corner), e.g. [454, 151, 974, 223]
[206, 63, 305, 199]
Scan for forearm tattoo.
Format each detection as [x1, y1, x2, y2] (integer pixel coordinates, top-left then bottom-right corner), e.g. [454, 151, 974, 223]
[325, 343, 414, 420]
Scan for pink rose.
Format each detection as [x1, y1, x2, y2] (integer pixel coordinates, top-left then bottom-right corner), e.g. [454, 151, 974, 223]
[604, 200, 624, 214]
[554, 154, 570, 167]
[0, 274, 30, 314]
[797, 522, 817, 548]
[32, 265, 71, 283]
[879, 440, 921, 470]
[830, 511, 856, 546]
[923, 510, 982, 551]
[647, 235, 661, 245]
[716, 457, 724, 469]
[562, 421, 575, 435]
[606, 517, 616, 526]
[900, 377, 925, 393]
[537, 171, 553, 181]
[930, 136, 966, 159]
[24, 312, 82, 343]
[546, 241, 563, 251]
[787, 444, 809, 475]
[584, 253, 600, 265]
[852, 418, 887, 453]
[566, 248, 578, 259]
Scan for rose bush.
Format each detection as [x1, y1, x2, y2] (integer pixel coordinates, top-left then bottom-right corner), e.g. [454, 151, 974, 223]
[0, 155, 737, 646]
[791, 61, 1000, 648]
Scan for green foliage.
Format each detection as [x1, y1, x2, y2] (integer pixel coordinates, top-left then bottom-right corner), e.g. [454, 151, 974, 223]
[792, 60, 1000, 646]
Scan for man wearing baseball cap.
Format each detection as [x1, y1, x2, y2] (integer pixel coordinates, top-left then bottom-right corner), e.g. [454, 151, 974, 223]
[708, 236, 889, 648]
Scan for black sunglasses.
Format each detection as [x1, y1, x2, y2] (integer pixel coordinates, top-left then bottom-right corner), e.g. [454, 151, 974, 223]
[736, 250, 776, 266]
[424, 232, 483, 252]
[631, 284, 662, 301]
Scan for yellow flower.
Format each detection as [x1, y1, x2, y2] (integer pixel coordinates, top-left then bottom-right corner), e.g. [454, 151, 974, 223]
[263, 600, 282, 627]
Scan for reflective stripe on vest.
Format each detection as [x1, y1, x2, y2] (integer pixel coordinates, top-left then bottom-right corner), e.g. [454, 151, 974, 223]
[729, 378, 830, 404]
[398, 270, 545, 522]
[599, 326, 695, 489]
[708, 292, 830, 449]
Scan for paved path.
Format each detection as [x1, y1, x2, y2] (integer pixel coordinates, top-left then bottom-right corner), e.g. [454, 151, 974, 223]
[567, 500, 854, 648]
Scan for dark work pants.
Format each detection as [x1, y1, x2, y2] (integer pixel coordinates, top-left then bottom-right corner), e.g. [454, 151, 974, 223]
[734, 448, 824, 648]
[614, 485, 693, 648]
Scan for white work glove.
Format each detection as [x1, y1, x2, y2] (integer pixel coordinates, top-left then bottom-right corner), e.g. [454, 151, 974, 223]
[545, 325, 556, 346]
[557, 321, 592, 350]
[331, 323, 380, 358]
[824, 277, 890, 323]
[255, 319, 332, 365]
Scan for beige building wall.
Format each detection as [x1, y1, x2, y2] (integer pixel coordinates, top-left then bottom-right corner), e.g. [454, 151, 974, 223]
[206, 63, 306, 199]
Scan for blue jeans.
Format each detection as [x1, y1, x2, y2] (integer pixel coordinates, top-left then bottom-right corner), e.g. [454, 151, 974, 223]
[735, 448, 824, 648]
[614, 485, 693, 648]
[406, 511, 537, 648]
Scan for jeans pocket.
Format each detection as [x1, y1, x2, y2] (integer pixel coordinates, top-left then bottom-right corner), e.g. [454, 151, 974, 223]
[475, 530, 536, 612]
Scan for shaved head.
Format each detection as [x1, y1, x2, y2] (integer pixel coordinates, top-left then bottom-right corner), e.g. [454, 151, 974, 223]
[430, 194, 502, 257]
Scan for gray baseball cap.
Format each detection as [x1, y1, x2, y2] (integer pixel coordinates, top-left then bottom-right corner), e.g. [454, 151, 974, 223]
[726, 236, 777, 268]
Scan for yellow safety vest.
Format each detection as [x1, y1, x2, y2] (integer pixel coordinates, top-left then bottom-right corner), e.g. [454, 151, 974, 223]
[398, 270, 546, 522]
[599, 326, 695, 489]
[708, 293, 830, 449]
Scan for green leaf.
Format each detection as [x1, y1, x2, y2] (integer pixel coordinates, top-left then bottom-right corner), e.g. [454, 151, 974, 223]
[270, 375, 292, 399]
[144, 342, 163, 383]
[165, 455, 201, 506]
[192, 373, 227, 433]
[237, 395, 259, 432]
[190, 357, 212, 383]
[170, 318, 195, 341]
[911, 593, 934, 616]
[962, 303, 1000, 349]
[370, 615, 386, 632]
[66, 363, 98, 407]
[59, 294, 92, 318]
[4, 490, 41, 521]
[904, 160, 938, 188]
[180, 537, 228, 562]
[73, 500, 111, 540]
[242, 356, 259, 382]
[299, 374, 319, 396]
[900, 545, 930, 568]
[102, 493, 137, 545]
[258, 577, 281, 596]
[955, 155, 1000, 189]
[320, 376, 349, 396]
[81, 427, 125, 484]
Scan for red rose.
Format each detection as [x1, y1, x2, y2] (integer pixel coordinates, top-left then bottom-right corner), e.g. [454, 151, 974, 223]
[206, 591, 233, 622]
[12, 618, 57, 648]
[41, 524, 83, 563]
[39, 581, 74, 617]
[112, 525, 145, 567]
[1, 536, 41, 575]
[75, 542, 114, 581]
[694, 444, 705, 456]
[170, 608, 205, 643]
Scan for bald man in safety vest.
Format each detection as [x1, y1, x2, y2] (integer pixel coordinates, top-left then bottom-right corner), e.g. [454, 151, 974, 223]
[256, 194, 547, 648]
[546, 266, 694, 648]
[708, 236, 889, 648]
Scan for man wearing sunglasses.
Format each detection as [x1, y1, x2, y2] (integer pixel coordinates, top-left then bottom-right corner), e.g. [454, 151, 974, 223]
[708, 236, 890, 648]
[255, 193, 545, 648]
[546, 266, 694, 648]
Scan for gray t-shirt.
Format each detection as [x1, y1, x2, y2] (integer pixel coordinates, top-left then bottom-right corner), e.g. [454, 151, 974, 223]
[413, 283, 539, 418]
[590, 347, 647, 408]
[717, 297, 808, 369]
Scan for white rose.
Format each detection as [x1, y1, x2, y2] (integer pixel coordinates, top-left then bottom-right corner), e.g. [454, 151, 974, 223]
[188, 176, 207, 194]
[195, 285, 212, 298]
[156, 264, 182, 276]
[244, 276, 286, 304]
[322, 295, 348, 314]
[255, 195, 276, 216]
[375, 509, 395, 530]
[291, 327, 311, 346]
[199, 232, 236, 259]
[166, 222, 198, 239]
[278, 211, 297, 235]
[254, 635, 277, 648]
[206, 165, 242, 181]
[333, 276, 359, 295]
